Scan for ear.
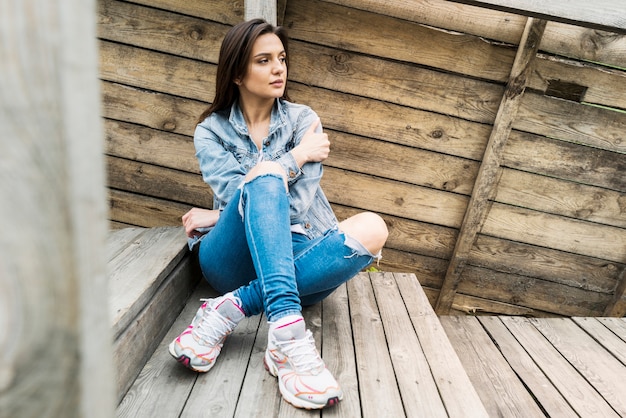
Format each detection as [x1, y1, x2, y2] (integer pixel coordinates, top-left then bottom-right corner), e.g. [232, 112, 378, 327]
[233, 78, 242, 86]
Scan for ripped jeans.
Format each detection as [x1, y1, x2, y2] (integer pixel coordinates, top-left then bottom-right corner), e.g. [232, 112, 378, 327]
[197, 174, 377, 322]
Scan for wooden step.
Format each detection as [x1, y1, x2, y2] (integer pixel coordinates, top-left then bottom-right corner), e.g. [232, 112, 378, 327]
[107, 226, 200, 401]
[116, 271, 489, 417]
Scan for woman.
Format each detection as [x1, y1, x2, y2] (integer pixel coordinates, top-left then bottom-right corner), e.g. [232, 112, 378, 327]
[169, 18, 388, 410]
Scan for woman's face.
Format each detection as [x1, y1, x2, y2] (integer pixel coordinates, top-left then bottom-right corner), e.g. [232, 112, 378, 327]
[236, 33, 287, 102]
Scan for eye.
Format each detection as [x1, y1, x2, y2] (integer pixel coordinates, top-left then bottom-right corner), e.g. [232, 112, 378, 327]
[279, 56, 287, 63]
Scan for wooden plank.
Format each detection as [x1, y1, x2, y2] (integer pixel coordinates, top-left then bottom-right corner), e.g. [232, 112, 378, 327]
[457, 265, 611, 317]
[0, 0, 114, 416]
[501, 317, 620, 417]
[394, 273, 489, 417]
[117, 282, 216, 418]
[597, 318, 626, 342]
[321, 284, 361, 417]
[114, 255, 199, 400]
[440, 316, 545, 417]
[321, 167, 468, 229]
[477, 317, 579, 417]
[326, 131, 479, 195]
[444, 0, 626, 33]
[108, 189, 192, 227]
[496, 168, 626, 228]
[245, 0, 277, 24]
[436, 17, 547, 314]
[181, 312, 263, 417]
[286, 0, 517, 82]
[346, 274, 405, 418]
[101, 81, 203, 137]
[516, 93, 626, 155]
[324, 0, 626, 68]
[106, 156, 213, 208]
[108, 227, 189, 339]
[124, 0, 243, 26]
[503, 131, 626, 192]
[233, 318, 283, 417]
[532, 318, 626, 415]
[573, 318, 626, 366]
[371, 273, 448, 417]
[106, 226, 145, 261]
[104, 119, 198, 174]
[483, 203, 626, 264]
[471, 235, 622, 295]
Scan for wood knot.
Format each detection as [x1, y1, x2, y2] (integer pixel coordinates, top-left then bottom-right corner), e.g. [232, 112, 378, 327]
[394, 197, 405, 206]
[162, 121, 176, 131]
[430, 129, 443, 139]
[330, 53, 352, 74]
[189, 27, 204, 41]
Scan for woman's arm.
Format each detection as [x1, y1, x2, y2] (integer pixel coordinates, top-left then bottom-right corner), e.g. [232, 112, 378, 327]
[194, 122, 247, 205]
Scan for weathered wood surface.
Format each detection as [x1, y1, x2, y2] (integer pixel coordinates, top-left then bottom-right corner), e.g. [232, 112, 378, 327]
[117, 272, 489, 417]
[444, 0, 626, 33]
[116, 268, 626, 417]
[1, 0, 115, 416]
[107, 226, 200, 401]
[98, 0, 626, 317]
[442, 315, 626, 417]
[436, 17, 547, 313]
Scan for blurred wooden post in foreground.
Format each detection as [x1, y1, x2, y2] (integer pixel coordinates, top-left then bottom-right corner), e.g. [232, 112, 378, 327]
[0, 1, 114, 416]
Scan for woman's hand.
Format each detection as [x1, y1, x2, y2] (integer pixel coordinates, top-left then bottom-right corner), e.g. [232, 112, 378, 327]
[182, 208, 220, 238]
[291, 118, 330, 167]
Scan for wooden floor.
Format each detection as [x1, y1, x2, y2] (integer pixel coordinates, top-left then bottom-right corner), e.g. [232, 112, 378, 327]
[117, 272, 626, 417]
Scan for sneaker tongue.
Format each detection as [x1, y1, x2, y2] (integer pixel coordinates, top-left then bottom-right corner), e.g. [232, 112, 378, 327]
[272, 315, 306, 341]
[214, 297, 245, 323]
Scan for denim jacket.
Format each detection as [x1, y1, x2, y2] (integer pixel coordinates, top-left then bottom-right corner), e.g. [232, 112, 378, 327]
[193, 98, 338, 242]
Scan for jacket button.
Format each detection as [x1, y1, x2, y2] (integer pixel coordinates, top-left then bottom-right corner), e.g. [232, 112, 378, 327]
[305, 223, 311, 229]
[289, 170, 296, 178]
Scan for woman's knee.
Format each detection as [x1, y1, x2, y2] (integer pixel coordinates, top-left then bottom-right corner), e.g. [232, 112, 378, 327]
[339, 212, 388, 254]
[244, 161, 288, 190]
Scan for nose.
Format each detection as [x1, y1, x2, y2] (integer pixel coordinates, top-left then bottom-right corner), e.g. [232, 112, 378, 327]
[272, 58, 285, 73]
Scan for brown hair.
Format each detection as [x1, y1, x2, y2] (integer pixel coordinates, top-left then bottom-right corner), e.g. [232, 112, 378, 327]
[197, 19, 290, 124]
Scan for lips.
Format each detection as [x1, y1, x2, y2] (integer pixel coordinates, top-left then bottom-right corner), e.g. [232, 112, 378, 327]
[271, 79, 284, 86]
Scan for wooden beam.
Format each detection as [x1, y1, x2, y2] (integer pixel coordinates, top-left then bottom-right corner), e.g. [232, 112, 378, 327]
[245, 0, 277, 25]
[604, 268, 626, 317]
[0, 0, 114, 416]
[435, 17, 547, 314]
[444, 0, 626, 34]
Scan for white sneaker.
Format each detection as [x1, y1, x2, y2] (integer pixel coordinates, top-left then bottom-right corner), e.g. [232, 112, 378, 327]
[169, 293, 245, 372]
[264, 315, 343, 409]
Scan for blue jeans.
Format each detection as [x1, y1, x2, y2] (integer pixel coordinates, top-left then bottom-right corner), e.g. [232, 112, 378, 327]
[197, 174, 376, 322]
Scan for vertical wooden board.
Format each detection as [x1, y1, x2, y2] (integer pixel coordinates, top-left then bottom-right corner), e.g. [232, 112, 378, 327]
[1, 0, 114, 416]
[347, 274, 405, 418]
[371, 273, 448, 417]
[234, 320, 283, 417]
[440, 316, 545, 417]
[116, 282, 216, 417]
[394, 273, 488, 417]
[531, 318, 626, 416]
[478, 316, 577, 417]
[321, 284, 361, 418]
[573, 318, 626, 366]
[501, 317, 620, 417]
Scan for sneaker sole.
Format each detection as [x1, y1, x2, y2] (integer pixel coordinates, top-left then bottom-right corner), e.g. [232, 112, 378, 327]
[263, 351, 342, 410]
[168, 341, 215, 373]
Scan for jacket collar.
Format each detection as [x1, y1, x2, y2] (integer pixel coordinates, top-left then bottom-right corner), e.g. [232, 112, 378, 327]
[229, 99, 287, 138]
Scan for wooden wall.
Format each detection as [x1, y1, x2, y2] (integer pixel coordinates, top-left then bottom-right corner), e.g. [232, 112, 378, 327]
[98, 0, 626, 317]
